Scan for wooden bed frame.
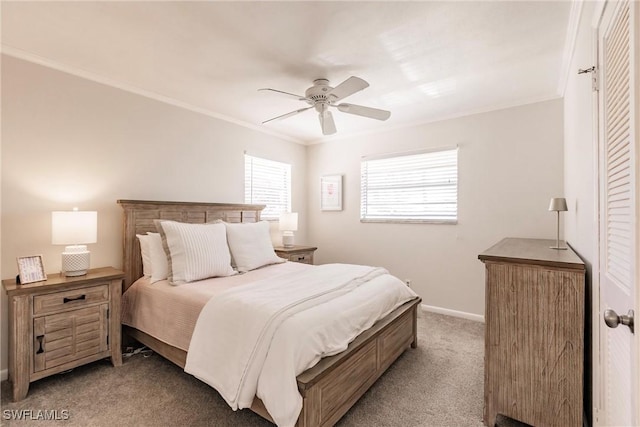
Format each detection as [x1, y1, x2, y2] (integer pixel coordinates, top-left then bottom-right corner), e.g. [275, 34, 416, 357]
[118, 199, 421, 427]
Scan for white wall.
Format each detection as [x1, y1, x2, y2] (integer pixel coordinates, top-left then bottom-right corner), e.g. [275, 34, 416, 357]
[306, 99, 565, 317]
[0, 55, 308, 376]
[564, 1, 597, 269]
[562, 2, 598, 423]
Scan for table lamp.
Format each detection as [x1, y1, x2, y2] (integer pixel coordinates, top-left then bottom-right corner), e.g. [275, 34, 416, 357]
[279, 212, 298, 248]
[548, 198, 568, 250]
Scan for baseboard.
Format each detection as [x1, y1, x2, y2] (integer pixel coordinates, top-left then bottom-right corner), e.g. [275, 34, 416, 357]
[1, 368, 8, 381]
[421, 303, 485, 323]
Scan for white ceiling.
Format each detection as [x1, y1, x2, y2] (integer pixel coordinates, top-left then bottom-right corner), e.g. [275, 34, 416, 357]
[1, 1, 572, 144]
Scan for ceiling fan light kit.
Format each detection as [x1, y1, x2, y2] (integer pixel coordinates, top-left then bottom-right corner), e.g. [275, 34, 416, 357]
[259, 76, 391, 135]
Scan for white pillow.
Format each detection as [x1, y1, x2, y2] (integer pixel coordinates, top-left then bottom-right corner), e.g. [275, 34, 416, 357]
[155, 220, 235, 285]
[225, 221, 285, 273]
[136, 234, 152, 277]
[148, 232, 169, 284]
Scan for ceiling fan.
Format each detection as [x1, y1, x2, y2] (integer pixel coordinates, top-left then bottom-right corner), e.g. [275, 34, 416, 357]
[259, 76, 391, 136]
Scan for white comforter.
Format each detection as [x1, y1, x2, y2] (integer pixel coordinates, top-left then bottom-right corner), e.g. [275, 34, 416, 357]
[184, 263, 417, 427]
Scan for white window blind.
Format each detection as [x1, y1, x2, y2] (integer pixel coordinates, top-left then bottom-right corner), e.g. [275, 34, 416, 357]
[245, 154, 291, 220]
[360, 147, 458, 223]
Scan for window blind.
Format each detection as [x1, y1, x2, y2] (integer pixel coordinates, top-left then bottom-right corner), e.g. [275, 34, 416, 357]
[360, 147, 458, 223]
[244, 154, 291, 220]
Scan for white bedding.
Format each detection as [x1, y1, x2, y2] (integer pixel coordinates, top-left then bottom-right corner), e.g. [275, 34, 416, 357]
[184, 263, 418, 427]
[121, 262, 309, 350]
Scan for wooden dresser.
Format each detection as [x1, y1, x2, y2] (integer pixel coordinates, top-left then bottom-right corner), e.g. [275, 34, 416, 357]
[478, 238, 585, 427]
[2, 267, 124, 401]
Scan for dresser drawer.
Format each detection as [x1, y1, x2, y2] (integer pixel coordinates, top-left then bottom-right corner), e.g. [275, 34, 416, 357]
[33, 284, 109, 316]
[33, 305, 108, 372]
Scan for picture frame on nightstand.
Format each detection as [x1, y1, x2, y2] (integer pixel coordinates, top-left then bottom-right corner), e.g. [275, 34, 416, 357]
[16, 255, 47, 285]
[321, 174, 343, 211]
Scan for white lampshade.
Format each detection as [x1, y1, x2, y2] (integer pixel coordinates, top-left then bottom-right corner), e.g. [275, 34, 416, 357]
[52, 210, 97, 276]
[548, 198, 568, 212]
[279, 212, 298, 232]
[52, 211, 97, 244]
[279, 212, 298, 248]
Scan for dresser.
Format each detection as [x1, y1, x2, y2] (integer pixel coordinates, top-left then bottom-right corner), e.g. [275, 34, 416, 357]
[2, 267, 124, 401]
[478, 238, 585, 427]
[274, 245, 317, 265]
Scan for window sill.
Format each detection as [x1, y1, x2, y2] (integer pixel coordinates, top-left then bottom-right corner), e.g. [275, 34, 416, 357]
[360, 219, 458, 225]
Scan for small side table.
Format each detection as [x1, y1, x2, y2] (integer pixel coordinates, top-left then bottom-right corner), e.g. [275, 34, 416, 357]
[2, 266, 124, 401]
[274, 245, 318, 265]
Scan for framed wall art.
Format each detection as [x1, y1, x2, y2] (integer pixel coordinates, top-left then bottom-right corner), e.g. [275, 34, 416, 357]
[17, 255, 47, 285]
[321, 174, 343, 211]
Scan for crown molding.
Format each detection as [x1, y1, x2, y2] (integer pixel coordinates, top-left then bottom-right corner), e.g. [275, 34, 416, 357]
[557, 0, 585, 97]
[2, 44, 566, 147]
[1, 45, 304, 145]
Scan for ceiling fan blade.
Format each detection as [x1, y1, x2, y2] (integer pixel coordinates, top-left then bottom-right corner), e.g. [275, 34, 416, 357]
[319, 111, 337, 135]
[258, 88, 308, 101]
[327, 76, 369, 102]
[262, 107, 313, 124]
[337, 103, 391, 121]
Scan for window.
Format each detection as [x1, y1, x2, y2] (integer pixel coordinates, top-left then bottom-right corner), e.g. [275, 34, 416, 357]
[360, 147, 458, 223]
[244, 154, 291, 220]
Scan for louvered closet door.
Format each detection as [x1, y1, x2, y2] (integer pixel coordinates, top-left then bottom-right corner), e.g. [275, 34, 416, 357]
[597, 0, 638, 425]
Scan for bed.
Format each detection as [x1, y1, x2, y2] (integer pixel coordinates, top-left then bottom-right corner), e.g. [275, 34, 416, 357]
[118, 199, 422, 427]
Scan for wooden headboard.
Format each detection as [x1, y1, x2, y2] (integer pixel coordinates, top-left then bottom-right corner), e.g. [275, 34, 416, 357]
[117, 200, 265, 290]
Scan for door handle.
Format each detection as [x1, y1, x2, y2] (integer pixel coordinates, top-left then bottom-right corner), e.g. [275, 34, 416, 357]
[36, 335, 45, 354]
[604, 309, 634, 333]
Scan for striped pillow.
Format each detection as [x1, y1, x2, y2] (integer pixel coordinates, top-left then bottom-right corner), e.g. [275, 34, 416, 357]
[155, 220, 235, 285]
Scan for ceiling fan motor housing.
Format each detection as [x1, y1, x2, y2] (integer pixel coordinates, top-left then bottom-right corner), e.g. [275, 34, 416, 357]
[306, 79, 334, 107]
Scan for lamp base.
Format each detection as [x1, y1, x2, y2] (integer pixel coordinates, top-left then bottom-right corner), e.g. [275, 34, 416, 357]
[282, 232, 295, 248]
[549, 246, 568, 250]
[61, 245, 90, 277]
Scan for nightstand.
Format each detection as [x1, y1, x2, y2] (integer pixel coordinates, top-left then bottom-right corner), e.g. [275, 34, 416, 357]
[274, 245, 318, 265]
[2, 267, 124, 401]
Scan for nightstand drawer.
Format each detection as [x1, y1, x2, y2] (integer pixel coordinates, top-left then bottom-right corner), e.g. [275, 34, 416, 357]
[274, 245, 317, 265]
[33, 305, 108, 372]
[289, 253, 313, 264]
[33, 284, 109, 316]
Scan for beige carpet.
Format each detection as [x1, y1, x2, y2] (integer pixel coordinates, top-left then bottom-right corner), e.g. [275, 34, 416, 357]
[1, 311, 484, 427]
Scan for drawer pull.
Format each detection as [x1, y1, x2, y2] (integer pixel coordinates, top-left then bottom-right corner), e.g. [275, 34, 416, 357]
[63, 295, 86, 303]
[36, 335, 44, 354]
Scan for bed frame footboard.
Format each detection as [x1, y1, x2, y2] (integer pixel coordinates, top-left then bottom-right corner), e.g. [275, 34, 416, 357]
[291, 297, 421, 427]
[124, 297, 420, 427]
